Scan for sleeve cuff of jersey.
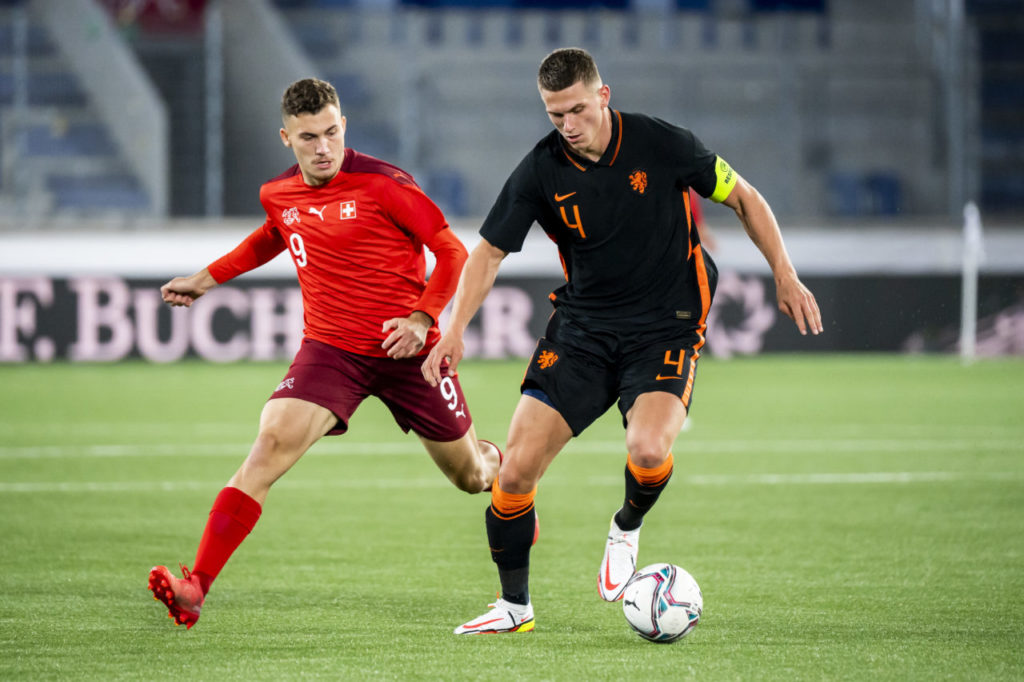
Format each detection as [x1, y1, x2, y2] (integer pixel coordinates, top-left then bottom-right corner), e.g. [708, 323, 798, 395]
[478, 231, 522, 255]
[412, 307, 440, 327]
[206, 261, 231, 284]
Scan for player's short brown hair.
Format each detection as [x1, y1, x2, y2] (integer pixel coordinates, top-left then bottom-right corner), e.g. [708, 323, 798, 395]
[537, 48, 601, 92]
[281, 78, 340, 118]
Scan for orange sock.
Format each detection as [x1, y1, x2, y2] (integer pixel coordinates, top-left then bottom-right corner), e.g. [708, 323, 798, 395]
[489, 476, 536, 520]
[626, 452, 674, 487]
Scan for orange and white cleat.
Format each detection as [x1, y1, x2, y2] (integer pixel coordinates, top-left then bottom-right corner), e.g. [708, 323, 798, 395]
[149, 564, 204, 629]
[597, 516, 640, 602]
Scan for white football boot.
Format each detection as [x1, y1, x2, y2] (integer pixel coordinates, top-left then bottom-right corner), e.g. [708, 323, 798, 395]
[597, 516, 640, 602]
[453, 598, 535, 635]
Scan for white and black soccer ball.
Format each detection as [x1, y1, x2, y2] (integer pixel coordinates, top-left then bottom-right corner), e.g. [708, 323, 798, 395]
[622, 563, 702, 643]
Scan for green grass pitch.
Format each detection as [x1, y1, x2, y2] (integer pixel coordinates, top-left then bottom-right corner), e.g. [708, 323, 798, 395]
[1, 355, 1022, 680]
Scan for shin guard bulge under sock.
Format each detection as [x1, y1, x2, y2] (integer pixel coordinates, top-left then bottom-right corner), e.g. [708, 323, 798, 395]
[193, 486, 262, 594]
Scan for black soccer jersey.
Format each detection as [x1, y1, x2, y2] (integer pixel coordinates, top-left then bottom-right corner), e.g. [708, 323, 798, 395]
[481, 110, 730, 328]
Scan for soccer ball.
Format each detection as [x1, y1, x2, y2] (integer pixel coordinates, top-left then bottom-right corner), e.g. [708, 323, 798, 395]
[621, 563, 702, 643]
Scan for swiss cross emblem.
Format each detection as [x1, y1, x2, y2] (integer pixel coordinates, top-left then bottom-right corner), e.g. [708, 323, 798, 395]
[340, 200, 357, 220]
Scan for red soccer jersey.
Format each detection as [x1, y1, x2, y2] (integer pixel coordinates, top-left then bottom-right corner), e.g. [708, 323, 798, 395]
[207, 149, 466, 357]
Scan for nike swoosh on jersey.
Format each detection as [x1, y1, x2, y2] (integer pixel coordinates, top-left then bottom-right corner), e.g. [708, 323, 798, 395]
[554, 192, 577, 202]
[655, 374, 686, 381]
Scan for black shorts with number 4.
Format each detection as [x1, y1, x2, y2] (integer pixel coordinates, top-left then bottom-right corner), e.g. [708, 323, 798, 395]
[521, 309, 704, 436]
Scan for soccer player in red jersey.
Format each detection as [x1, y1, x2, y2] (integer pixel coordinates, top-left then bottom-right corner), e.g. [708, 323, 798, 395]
[148, 78, 500, 629]
[424, 48, 822, 634]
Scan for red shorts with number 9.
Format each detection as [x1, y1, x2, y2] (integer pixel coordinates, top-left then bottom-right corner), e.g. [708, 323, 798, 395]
[269, 338, 472, 442]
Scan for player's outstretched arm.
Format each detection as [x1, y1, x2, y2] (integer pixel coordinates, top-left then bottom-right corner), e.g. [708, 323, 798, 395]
[162, 224, 285, 308]
[160, 268, 219, 308]
[421, 238, 507, 386]
[721, 177, 823, 336]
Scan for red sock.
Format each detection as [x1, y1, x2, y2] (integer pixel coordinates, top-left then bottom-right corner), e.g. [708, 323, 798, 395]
[192, 486, 262, 595]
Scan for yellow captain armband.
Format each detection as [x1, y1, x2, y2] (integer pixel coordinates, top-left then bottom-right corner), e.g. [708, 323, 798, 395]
[709, 156, 737, 203]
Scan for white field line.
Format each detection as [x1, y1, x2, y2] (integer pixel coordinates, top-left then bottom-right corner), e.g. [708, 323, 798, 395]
[0, 442, 418, 458]
[0, 471, 1021, 494]
[586, 471, 1024, 486]
[1, 437, 1022, 459]
[0, 478, 449, 493]
[3, 421, 1024, 439]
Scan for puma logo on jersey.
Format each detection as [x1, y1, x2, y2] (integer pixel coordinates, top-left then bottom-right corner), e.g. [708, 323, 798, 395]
[308, 205, 326, 221]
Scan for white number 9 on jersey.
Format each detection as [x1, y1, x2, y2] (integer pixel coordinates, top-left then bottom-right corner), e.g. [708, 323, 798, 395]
[289, 233, 308, 267]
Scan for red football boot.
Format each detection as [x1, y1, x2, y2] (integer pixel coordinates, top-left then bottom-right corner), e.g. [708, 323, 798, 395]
[149, 564, 204, 629]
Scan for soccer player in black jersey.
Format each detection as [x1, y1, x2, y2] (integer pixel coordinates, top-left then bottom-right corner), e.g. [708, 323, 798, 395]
[423, 47, 822, 635]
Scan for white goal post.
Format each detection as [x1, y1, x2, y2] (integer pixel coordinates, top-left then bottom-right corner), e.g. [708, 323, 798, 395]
[959, 202, 984, 365]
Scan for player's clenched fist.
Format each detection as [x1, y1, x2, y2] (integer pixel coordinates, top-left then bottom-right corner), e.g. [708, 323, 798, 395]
[160, 269, 218, 307]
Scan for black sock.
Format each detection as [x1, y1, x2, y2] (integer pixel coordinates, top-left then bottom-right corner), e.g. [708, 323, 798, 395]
[615, 462, 672, 531]
[485, 505, 536, 605]
[497, 568, 530, 606]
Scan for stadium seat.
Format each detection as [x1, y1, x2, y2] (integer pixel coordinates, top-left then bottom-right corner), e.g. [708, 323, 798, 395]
[424, 169, 467, 217]
[46, 174, 150, 211]
[19, 123, 116, 157]
[0, 72, 86, 107]
[0, 23, 56, 58]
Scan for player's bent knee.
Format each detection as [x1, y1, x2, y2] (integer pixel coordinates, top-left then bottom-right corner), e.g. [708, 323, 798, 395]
[453, 474, 487, 495]
[626, 443, 671, 469]
[447, 462, 489, 494]
[250, 427, 305, 462]
[493, 468, 536, 495]
[251, 430, 285, 457]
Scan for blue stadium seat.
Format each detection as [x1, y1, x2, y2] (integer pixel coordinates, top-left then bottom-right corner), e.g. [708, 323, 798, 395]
[864, 172, 902, 216]
[29, 73, 90, 107]
[827, 171, 902, 216]
[46, 174, 150, 211]
[981, 174, 1024, 212]
[0, 73, 12, 105]
[826, 172, 863, 216]
[0, 73, 88, 108]
[0, 23, 56, 57]
[20, 123, 117, 157]
[749, 0, 825, 10]
[345, 124, 399, 161]
[424, 168, 467, 217]
[284, 19, 340, 58]
[327, 72, 372, 108]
